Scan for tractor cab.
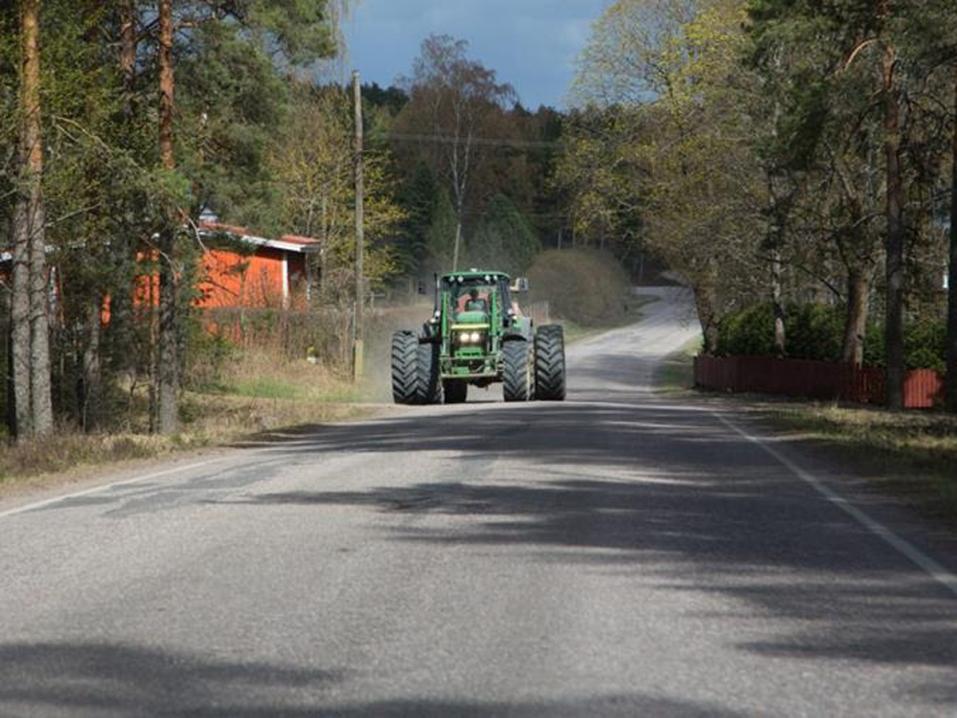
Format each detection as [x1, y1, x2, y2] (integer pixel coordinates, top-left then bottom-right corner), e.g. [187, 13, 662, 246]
[439, 273, 506, 362]
[440, 273, 509, 318]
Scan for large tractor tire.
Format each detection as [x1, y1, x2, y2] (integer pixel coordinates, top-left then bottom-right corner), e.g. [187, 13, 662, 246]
[444, 380, 468, 404]
[534, 325, 566, 401]
[417, 341, 443, 405]
[391, 331, 421, 405]
[502, 340, 533, 402]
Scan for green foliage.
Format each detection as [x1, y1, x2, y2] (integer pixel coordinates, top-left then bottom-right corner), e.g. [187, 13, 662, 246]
[467, 194, 541, 275]
[717, 303, 946, 370]
[426, 186, 457, 270]
[394, 160, 435, 275]
[241, 0, 339, 63]
[177, 20, 288, 227]
[718, 303, 852, 361]
[716, 304, 777, 357]
[904, 320, 947, 373]
[183, 317, 237, 391]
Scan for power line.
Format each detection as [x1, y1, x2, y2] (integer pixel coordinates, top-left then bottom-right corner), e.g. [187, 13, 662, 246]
[383, 131, 565, 151]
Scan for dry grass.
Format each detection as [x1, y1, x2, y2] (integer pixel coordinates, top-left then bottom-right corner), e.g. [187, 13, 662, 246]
[653, 346, 957, 525]
[0, 396, 371, 490]
[214, 348, 362, 402]
[0, 347, 378, 493]
[767, 404, 957, 520]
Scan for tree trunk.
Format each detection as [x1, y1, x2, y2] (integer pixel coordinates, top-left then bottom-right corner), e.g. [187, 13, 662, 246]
[156, 0, 179, 433]
[120, 0, 136, 118]
[80, 297, 102, 431]
[771, 245, 786, 355]
[28, 195, 53, 437]
[882, 44, 905, 410]
[452, 217, 462, 271]
[693, 262, 721, 354]
[946, 64, 957, 412]
[842, 269, 870, 366]
[105, 0, 139, 382]
[11, 0, 53, 440]
[11, 196, 32, 438]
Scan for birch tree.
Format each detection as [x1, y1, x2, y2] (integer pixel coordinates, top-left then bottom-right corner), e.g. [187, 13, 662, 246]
[396, 35, 515, 270]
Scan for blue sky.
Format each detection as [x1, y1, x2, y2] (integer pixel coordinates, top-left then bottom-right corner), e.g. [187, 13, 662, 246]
[343, 0, 609, 109]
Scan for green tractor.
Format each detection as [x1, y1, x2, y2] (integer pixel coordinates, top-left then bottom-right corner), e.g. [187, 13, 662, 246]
[391, 270, 566, 405]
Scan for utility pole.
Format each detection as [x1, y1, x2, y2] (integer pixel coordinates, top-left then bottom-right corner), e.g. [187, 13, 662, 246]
[353, 70, 365, 383]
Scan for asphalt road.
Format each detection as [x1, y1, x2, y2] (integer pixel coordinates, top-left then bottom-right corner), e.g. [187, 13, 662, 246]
[1, 287, 956, 717]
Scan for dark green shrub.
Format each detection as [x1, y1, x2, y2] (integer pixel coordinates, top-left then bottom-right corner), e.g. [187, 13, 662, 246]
[184, 318, 237, 391]
[716, 303, 775, 356]
[714, 302, 946, 370]
[785, 304, 843, 362]
[905, 319, 946, 372]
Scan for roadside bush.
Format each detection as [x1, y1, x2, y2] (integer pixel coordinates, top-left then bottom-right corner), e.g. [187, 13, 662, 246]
[716, 304, 776, 357]
[785, 304, 844, 361]
[527, 249, 630, 325]
[183, 318, 238, 391]
[715, 302, 946, 369]
[904, 319, 946, 372]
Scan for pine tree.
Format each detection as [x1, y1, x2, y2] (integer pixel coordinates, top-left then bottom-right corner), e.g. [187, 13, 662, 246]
[10, 0, 53, 439]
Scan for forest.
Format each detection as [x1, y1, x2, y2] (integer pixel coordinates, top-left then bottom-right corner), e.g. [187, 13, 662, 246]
[565, 0, 957, 410]
[0, 1, 577, 443]
[3, 0, 957, 452]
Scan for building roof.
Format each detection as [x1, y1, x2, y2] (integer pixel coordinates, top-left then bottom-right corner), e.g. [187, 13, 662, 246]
[198, 221, 322, 255]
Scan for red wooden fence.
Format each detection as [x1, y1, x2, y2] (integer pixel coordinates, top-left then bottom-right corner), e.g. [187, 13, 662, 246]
[694, 355, 944, 409]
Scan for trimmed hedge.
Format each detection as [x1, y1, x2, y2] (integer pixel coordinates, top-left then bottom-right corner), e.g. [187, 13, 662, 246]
[716, 303, 945, 371]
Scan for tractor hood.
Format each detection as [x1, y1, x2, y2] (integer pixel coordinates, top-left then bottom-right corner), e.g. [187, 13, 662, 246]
[454, 310, 488, 325]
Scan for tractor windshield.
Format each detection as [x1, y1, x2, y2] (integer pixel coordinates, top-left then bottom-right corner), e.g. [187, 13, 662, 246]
[441, 276, 504, 322]
[436, 273, 511, 324]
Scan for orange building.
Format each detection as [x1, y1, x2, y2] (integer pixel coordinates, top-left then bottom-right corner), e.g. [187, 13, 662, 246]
[196, 221, 321, 310]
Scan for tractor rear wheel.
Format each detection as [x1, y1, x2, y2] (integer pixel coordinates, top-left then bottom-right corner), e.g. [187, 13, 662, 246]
[502, 340, 533, 402]
[444, 380, 467, 404]
[417, 341, 443, 404]
[534, 325, 566, 401]
[391, 331, 420, 404]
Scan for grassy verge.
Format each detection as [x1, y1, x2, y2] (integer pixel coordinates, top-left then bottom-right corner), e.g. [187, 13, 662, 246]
[765, 404, 957, 524]
[0, 397, 370, 489]
[654, 337, 702, 392]
[653, 346, 957, 525]
[0, 350, 379, 494]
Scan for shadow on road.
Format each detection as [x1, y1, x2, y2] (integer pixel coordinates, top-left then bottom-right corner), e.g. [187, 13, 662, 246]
[0, 640, 751, 716]
[221, 400, 957, 707]
[0, 641, 342, 715]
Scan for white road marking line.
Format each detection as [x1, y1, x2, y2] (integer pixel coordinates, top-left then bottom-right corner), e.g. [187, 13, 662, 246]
[714, 411, 957, 599]
[0, 456, 231, 519]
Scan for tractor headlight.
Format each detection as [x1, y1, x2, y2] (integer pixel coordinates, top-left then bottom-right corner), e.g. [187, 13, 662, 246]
[455, 330, 485, 344]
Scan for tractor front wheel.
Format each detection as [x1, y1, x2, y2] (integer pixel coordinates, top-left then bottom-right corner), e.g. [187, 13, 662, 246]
[417, 341, 443, 404]
[534, 325, 566, 401]
[502, 340, 533, 402]
[444, 380, 468, 404]
[391, 331, 420, 405]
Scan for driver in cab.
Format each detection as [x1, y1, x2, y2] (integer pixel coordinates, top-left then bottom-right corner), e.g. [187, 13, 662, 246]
[464, 288, 487, 313]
